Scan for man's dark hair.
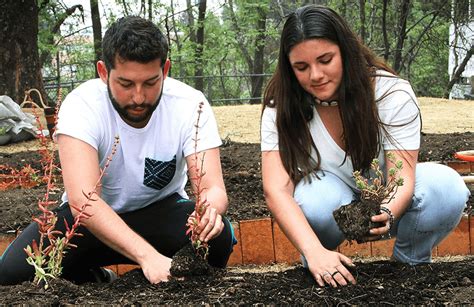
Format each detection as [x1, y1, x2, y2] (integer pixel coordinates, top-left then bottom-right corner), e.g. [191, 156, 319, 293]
[102, 16, 168, 71]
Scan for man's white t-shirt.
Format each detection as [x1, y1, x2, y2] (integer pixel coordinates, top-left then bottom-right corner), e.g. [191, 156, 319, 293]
[56, 77, 222, 213]
[261, 70, 421, 190]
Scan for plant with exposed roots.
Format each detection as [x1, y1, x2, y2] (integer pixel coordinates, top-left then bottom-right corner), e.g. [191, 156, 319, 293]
[333, 152, 404, 243]
[185, 102, 210, 259]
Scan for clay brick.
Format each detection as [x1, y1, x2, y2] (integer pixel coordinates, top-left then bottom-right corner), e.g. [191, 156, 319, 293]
[104, 265, 119, 275]
[371, 238, 395, 257]
[339, 240, 371, 257]
[0, 234, 15, 255]
[446, 161, 471, 175]
[116, 264, 140, 276]
[227, 222, 243, 266]
[438, 215, 470, 256]
[470, 215, 474, 255]
[273, 221, 300, 264]
[240, 218, 274, 264]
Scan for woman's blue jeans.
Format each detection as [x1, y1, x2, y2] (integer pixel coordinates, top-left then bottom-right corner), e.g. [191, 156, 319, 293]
[294, 163, 470, 265]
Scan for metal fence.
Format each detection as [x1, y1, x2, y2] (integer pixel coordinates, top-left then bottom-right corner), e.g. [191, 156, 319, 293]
[43, 73, 273, 106]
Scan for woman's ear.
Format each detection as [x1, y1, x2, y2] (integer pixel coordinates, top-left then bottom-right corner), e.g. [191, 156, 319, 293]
[97, 61, 108, 83]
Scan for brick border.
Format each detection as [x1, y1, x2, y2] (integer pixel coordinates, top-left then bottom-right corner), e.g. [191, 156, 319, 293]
[0, 214, 471, 276]
[0, 160, 472, 275]
[227, 214, 473, 266]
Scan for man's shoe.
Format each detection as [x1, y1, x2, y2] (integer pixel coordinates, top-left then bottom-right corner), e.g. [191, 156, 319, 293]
[90, 267, 118, 283]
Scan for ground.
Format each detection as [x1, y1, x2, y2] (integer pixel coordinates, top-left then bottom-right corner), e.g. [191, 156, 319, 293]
[0, 101, 473, 304]
[0, 258, 473, 305]
[1, 132, 472, 229]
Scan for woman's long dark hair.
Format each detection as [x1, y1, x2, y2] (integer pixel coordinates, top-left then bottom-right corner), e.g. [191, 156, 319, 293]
[263, 5, 397, 184]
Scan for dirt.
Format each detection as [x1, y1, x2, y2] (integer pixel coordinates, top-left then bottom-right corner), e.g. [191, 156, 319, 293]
[0, 102, 473, 304]
[1, 132, 472, 231]
[0, 258, 472, 305]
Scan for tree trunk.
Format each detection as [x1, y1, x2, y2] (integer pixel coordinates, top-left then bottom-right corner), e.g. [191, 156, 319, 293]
[382, 0, 390, 61]
[90, 0, 102, 78]
[148, 0, 153, 20]
[194, 0, 206, 92]
[250, 5, 267, 105]
[392, 0, 410, 72]
[0, 0, 49, 106]
[359, 0, 366, 43]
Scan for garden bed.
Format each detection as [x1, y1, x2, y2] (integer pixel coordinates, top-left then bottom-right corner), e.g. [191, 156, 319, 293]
[0, 132, 472, 305]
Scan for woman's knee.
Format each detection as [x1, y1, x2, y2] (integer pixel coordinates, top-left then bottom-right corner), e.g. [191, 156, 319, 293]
[294, 171, 354, 218]
[294, 172, 352, 248]
[415, 163, 469, 214]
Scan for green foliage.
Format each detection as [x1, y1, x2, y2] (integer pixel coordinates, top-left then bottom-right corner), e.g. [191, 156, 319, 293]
[36, 0, 454, 102]
[353, 152, 404, 205]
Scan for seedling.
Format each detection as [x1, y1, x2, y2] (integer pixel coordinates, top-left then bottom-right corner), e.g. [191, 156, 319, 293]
[185, 102, 210, 259]
[333, 152, 403, 243]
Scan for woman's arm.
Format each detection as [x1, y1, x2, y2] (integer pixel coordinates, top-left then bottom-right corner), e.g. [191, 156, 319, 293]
[370, 149, 418, 237]
[262, 150, 355, 287]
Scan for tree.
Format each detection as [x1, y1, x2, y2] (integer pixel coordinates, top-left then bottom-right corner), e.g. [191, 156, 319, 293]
[90, 0, 102, 78]
[227, 0, 270, 104]
[194, 0, 207, 92]
[446, 44, 473, 97]
[0, 0, 48, 105]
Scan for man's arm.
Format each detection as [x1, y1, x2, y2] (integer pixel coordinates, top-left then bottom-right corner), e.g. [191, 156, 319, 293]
[185, 147, 228, 243]
[57, 134, 171, 283]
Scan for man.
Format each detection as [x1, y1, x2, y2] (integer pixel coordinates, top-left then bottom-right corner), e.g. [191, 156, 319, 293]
[0, 16, 235, 285]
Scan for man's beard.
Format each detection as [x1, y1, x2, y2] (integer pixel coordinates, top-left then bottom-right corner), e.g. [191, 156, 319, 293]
[107, 80, 162, 125]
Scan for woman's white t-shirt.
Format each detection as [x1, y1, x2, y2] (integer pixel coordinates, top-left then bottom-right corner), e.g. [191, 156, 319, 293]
[261, 71, 421, 189]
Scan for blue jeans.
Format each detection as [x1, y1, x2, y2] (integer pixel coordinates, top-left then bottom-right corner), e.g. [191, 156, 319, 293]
[294, 163, 470, 265]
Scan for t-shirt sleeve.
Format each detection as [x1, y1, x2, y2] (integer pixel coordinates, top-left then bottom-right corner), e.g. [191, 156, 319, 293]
[261, 106, 279, 151]
[182, 96, 222, 157]
[55, 91, 102, 151]
[377, 77, 421, 151]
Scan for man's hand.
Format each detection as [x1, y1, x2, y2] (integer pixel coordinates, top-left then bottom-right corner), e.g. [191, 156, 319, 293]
[140, 252, 173, 284]
[190, 206, 225, 243]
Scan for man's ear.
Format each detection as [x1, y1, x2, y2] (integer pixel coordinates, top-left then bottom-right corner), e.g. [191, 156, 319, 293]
[163, 59, 171, 79]
[97, 61, 108, 83]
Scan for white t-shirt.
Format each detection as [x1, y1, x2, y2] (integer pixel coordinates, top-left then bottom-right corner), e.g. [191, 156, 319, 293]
[56, 77, 222, 213]
[261, 71, 421, 190]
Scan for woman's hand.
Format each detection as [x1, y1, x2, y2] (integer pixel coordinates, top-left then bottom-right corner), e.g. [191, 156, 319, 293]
[306, 249, 356, 287]
[369, 209, 392, 240]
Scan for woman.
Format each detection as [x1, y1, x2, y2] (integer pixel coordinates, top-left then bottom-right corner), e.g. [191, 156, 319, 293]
[261, 5, 469, 288]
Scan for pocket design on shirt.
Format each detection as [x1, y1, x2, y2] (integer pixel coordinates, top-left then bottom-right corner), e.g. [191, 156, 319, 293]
[143, 155, 177, 190]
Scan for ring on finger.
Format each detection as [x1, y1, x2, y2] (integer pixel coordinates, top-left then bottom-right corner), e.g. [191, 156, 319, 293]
[331, 271, 340, 278]
[322, 271, 330, 278]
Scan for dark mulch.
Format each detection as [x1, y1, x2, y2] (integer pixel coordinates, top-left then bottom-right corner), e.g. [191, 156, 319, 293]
[1, 132, 472, 231]
[0, 132, 472, 305]
[0, 259, 472, 305]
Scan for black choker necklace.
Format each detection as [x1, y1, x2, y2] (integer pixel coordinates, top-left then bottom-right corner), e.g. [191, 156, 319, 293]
[314, 98, 339, 107]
